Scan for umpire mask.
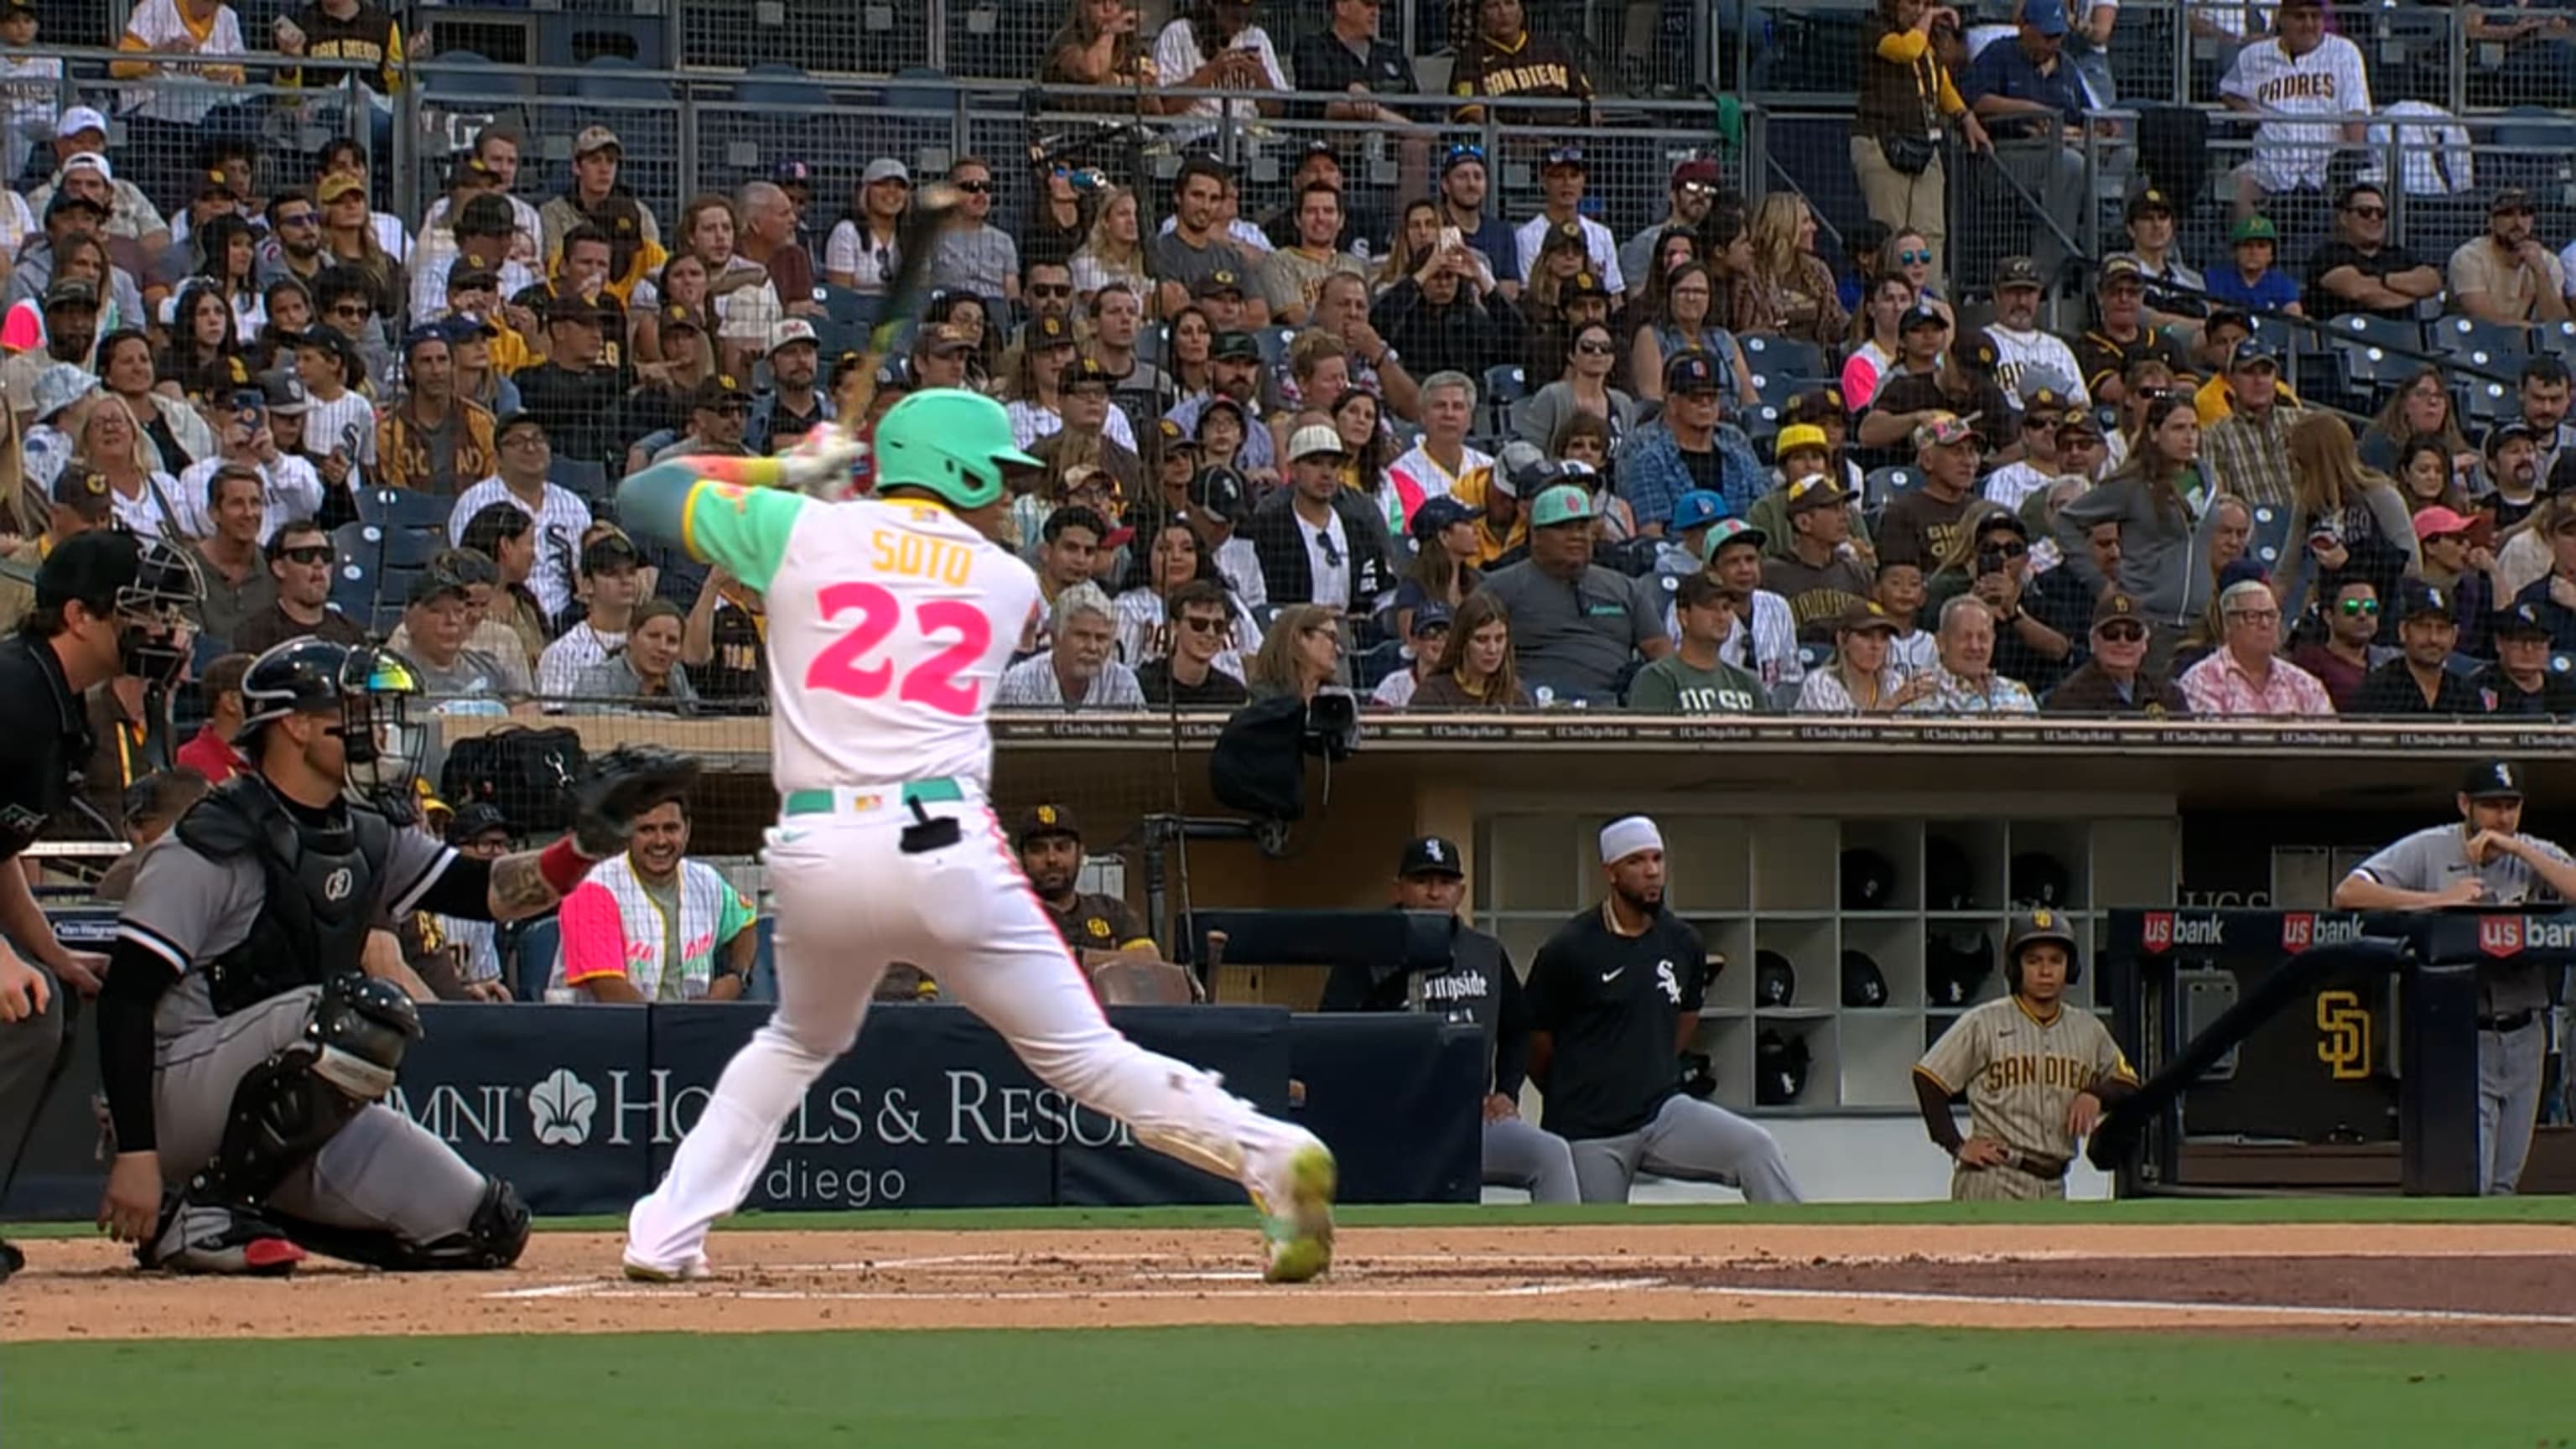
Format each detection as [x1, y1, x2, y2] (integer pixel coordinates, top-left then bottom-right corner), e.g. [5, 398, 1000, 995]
[115, 537, 205, 687]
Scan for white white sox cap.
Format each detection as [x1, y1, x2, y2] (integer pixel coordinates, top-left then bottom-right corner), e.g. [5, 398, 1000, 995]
[1599, 815, 1663, 866]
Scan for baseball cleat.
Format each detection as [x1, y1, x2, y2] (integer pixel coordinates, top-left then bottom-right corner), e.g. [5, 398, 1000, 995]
[140, 1195, 306, 1276]
[621, 1253, 713, 1284]
[0, 1237, 23, 1282]
[1253, 1136, 1337, 1284]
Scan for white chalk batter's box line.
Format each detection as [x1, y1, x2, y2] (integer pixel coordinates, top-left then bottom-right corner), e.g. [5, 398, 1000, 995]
[558, 1247, 2565, 1277]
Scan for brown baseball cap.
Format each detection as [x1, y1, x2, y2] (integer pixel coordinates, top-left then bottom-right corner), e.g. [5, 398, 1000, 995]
[1014, 803, 1082, 848]
[2092, 590, 2146, 630]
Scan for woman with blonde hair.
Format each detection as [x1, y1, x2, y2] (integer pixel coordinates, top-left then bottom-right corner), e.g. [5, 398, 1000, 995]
[1410, 589, 1530, 708]
[1795, 600, 1934, 712]
[1068, 185, 1150, 304]
[1246, 603, 1343, 702]
[1748, 194, 1848, 350]
[75, 394, 185, 539]
[1040, 0, 1166, 104]
[2282, 411, 2417, 621]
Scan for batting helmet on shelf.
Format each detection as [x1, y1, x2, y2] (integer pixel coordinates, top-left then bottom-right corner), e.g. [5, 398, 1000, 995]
[1840, 949, 1889, 1008]
[1677, 1051, 1719, 1100]
[2003, 909, 2082, 993]
[1841, 847, 1898, 910]
[1754, 1030, 1811, 1105]
[1754, 950, 1796, 1008]
[2009, 852, 2074, 907]
[1924, 835, 1979, 910]
[1924, 928, 1995, 1007]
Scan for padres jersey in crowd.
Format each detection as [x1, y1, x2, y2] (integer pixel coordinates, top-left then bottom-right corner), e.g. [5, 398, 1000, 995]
[673, 484, 1041, 792]
[1450, 31, 1592, 125]
[1042, 891, 1154, 957]
[1915, 998, 2134, 1165]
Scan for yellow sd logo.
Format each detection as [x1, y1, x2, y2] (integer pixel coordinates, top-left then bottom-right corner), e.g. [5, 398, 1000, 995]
[2315, 990, 2372, 1081]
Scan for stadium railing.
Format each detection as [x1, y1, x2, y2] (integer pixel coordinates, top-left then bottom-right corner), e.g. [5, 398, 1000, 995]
[1, 46, 384, 200]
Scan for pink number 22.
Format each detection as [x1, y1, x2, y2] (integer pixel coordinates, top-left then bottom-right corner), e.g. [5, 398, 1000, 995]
[802, 582, 993, 718]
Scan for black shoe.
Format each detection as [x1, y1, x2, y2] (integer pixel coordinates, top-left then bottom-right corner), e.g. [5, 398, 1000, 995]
[0, 1237, 22, 1282]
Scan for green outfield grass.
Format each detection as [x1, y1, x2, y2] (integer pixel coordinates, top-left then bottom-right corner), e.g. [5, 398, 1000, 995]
[15, 1191, 2576, 1239]
[3, 1322, 2563, 1449]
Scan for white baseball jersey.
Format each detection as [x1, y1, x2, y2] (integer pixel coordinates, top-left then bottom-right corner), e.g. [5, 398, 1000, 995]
[2220, 34, 2371, 192]
[1984, 326, 2090, 409]
[680, 482, 1040, 792]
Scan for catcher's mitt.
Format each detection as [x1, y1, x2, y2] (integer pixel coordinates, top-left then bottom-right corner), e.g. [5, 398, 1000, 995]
[569, 745, 701, 859]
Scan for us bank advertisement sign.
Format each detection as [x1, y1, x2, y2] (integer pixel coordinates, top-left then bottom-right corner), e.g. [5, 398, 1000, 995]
[382, 1004, 1294, 1214]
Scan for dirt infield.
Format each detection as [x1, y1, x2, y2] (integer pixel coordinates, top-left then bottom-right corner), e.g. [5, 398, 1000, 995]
[8, 1223, 2576, 1346]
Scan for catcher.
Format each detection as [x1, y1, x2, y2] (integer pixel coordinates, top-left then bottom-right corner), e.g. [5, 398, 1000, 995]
[94, 639, 694, 1273]
[1911, 911, 2137, 1201]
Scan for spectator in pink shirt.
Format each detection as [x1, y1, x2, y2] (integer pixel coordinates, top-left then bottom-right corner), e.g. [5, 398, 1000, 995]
[2179, 579, 2336, 715]
[552, 793, 758, 1002]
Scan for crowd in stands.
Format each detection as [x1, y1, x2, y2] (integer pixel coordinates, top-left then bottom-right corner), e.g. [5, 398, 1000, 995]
[0, 0, 2565, 748]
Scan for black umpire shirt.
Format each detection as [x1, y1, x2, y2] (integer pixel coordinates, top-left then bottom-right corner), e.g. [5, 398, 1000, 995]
[0, 632, 94, 863]
[1523, 902, 1706, 1140]
[2352, 657, 2484, 716]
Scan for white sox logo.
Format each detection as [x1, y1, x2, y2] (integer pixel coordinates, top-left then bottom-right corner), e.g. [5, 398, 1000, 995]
[1655, 958, 1680, 1005]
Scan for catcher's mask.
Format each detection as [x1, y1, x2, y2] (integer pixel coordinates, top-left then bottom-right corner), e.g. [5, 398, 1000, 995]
[119, 536, 203, 686]
[237, 640, 425, 814]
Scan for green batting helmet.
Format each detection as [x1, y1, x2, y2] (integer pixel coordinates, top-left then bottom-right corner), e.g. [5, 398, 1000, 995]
[872, 390, 1038, 510]
[2003, 909, 2081, 992]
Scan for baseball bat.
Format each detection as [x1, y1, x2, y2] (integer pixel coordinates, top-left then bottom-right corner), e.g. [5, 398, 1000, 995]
[832, 180, 971, 431]
[1202, 927, 1228, 1004]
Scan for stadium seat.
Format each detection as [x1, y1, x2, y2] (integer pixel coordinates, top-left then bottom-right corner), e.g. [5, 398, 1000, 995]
[414, 50, 522, 100]
[2245, 502, 2293, 573]
[2535, 321, 2576, 369]
[574, 54, 673, 103]
[2464, 378, 2516, 427]
[512, 916, 562, 1002]
[1350, 639, 1408, 692]
[353, 486, 454, 535]
[1255, 326, 1295, 370]
[735, 61, 832, 112]
[2327, 312, 2416, 392]
[818, 284, 880, 330]
[1864, 466, 1919, 501]
[378, 524, 444, 571]
[1740, 334, 1826, 387]
[550, 457, 613, 505]
[2426, 316, 2528, 369]
[1482, 365, 1526, 435]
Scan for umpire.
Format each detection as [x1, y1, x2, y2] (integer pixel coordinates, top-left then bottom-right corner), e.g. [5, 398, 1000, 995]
[0, 532, 200, 1281]
[1525, 817, 1801, 1203]
[1317, 836, 1579, 1203]
[2332, 760, 2576, 1194]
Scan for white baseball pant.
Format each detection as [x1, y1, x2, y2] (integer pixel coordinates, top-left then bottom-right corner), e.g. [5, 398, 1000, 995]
[626, 786, 1309, 1268]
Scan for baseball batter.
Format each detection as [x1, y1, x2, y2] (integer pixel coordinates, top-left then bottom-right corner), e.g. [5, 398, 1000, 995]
[1913, 911, 2136, 1201]
[613, 393, 1336, 1283]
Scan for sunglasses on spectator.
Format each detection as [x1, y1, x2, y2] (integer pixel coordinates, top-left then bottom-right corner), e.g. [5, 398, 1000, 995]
[277, 544, 333, 565]
[1895, 248, 1933, 265]
[2096, 621, 2146, 643]
[276, 211, 318, 228]
[2340, 597, 2381, 616]
[1576, 340, 1614, 356]
[1983, 540, 2028, 558]
[2345, 205, 2386, 219]
[331, 304, 368, 319]
[1179, 614, 1228, 635]
[1030, 283, 1072, 299]
[956, 180, 993, 195]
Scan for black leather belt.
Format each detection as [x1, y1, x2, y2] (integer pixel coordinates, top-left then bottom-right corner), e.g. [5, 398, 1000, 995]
[2477, 1010, 2537, 1033]
[2009, 1151, 2071, 1181]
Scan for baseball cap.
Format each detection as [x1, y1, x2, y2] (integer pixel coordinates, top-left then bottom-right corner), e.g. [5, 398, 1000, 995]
[1994, 256, 2045, 289]
[1774, 423, 1831, 458]
[42, 188, 105, 222]
[573, 125, 622, 157]
[442, 310, 501, 342]
[2125, 188, 2174, 221]
[2096, 257, 2146, 290]
[1195, 269, 1247, 299]
[693, 373, 754, 407]
[1189, 465, 1249, 522]
[2494, 601, 2554, 640]
[2056, 411, 2106, 441]
[1899, 301, 1950, 333]
[33, 530, 144, 612]
[1493, 441, 1549, 501]
[1672, 158, 1722, 188]
[1286, 423, 1348, 463]
[2412, 505, 2476, 542]
[1955, 334, 2002, 373]
[1441, 143, 1487, 175]
[53, 106, 105, 140]
[2020, 384, 2073, 419]
[50, 466, 111, 522]
[1157, 417, 1198, 452]
[2462, 760, 2523, 800]
[2491, 186, 2535, 216]
[1014, 803, 1082, 848]
[2023, 0, 2070, 34]
[1701, 516, 1766, 560]
[1398, 835, 1465, 878]
[2486, 418, 2540, 455]
[863, 157, 910, 185]
[1566, 270, 1612, 303]
[41, 277, 96, 310]
[242, 367, 302, 416]
[2204, 305, 2256, 338]
[316, 172, 366, 204]
[1664, 349, 1722, 395]
[446, 265, 501, 295]
[1210, 330, 1261, 363]
[2228, 337, 2281, 371]
[543, 294, 603, 327]
[1026, 313, 1076, 350]
[2231, 215, 2279, 244]
[2091, 590, 2146, 631]
[767, 318, 819, 355]
[1914, 411, 1977, 449]
[1060, 355, 1112, 391]
[1542, 144, 1586, 170]
[1669, 489, 1729, 533]
[446, 802, 512, 847]
[1528, 484, 1599, 528]
[1785, 474, 1847, 512]
[406, 571, 469, 608]
[2391, 578, 2451, 621]
[917, 322, 974, 356]
[1836, 599, 1900, 635]
[445, 154, 497, 190]
[1410, 494, 1480, 543]
[1409, 602, 1453, 637]
[774, 159, 813, 187]
[1782, 387, 1844, 424]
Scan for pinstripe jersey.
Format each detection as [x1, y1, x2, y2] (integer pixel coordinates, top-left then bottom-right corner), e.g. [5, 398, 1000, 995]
[1916, 996, 2133, 1163]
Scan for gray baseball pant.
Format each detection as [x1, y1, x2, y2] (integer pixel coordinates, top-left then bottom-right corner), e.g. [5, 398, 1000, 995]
[1567, 1093, 1802, 1204]
[1483, 1114, 1579, 1203]
[154, 985, 488, 1242]
[0, 966, 65, 1191]
[2478, 1017, 2545, 1195]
